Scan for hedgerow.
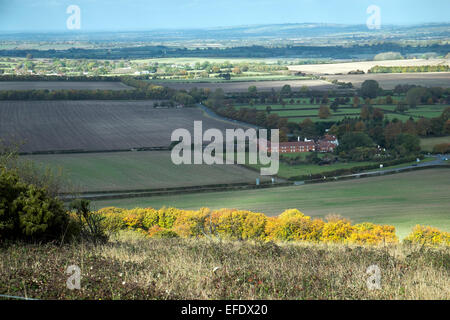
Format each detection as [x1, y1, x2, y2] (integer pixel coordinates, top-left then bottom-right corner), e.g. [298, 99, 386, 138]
[94, 206, 412, 245]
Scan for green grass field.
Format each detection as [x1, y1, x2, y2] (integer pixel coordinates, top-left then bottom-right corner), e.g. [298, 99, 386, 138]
[420, 136, 450, 152]
[23, 150, 388, 191]
[233, 101, 448, 123]
[378, 104, 447, 120]
[22, 151, 272, 192]
[247, 160, 377, 179]
[93, 168, 450, 239]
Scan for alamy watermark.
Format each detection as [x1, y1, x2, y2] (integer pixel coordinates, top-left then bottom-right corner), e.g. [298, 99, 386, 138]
[66, 265, 81, 290]
[66, 5, 81, 30]
[170, 121, 279, 176]
[366, 264, 381, 290]
[366, 5, 381, 30]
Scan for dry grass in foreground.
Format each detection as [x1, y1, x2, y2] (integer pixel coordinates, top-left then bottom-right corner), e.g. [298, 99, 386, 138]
[1, 232, 449, 300]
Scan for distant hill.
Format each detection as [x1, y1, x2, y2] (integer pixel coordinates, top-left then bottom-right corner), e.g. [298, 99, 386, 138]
[0, 23, 448, 60]
[0, 23, 449, 43]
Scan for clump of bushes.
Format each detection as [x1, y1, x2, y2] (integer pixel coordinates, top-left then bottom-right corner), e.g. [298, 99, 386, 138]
[96, 206, 401, 245]
[404, 225, 450, 246]
[97, 207, 449, 247]
[432, 143, 450, 154]
[349, 222, 398, 245]
[0, 167, 71, 242]
[0, 166, 109, 243]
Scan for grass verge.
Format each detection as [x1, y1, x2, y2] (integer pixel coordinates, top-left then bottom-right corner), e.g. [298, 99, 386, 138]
[1, 236, 448, 300]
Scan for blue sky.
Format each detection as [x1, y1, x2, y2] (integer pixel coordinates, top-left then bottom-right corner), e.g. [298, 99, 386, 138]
[0, 0, 449, 31]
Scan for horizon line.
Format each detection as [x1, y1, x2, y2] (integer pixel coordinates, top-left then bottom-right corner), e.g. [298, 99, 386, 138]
[1, 21, 449, 34]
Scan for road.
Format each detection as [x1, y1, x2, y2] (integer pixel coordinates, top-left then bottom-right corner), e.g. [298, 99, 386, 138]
[351, 154, 449, 176]
[295, 154, 449, 185]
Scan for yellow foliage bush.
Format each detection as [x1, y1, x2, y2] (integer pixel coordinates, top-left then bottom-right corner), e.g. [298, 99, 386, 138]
[279, 208, 307, 220]
[157, 207, 182, 229]
[265, 209, 324, 242]
[142, 208, 159, 229]
[404, 225, 450, 246]
[95, 206, 415, 246]
[122, 208, 146, 230]
[264, 217, 280, 242]
[212, 209, 249, 240]
[147, 225, 179, 238]
[242, 212, 267, 240]
[173, 208, 210, 238]
[321, 219, 354, 243]
[97, 207, 127, 232]
[349, 223, 398, 245]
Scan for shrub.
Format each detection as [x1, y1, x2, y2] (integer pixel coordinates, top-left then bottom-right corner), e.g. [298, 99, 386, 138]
[321, 216, 354, 243]
[242, 212, 267, 240]
[349, 223, 398, 245]
[213, 209, 249, 240]
[268, 209, 310, 241]
[94, 206, 403, 246]
[157, 207, 181, 229]
[148, 225, 179, 238]
[122, 208, 146, 230]
[0, 168, 71, 242]
[265, 209, 324, 242]
[404, 225, 450, 246]
[70, 199, 108, 243]
[97, 207, 127, 233]
[264, 217, 281, 242]
[173, 208, 210, 238]
[142, 208, 159, 229]
[432, 143, 450, 154]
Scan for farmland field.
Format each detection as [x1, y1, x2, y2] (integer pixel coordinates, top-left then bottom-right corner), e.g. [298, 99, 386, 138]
[234, 103, 362, 122]
[148, 79, 338, 93]
[147, 75, 309, 83]
[0, 81, 133, 91]
[246, 159, 377, 179]
[420, 136, 450, 152]
[0, 100, 250, 153]
[325, 72, 450, 89]
[288, 58, 450, 75]
[234, 101, 448, 123]
[22, 151, 271, 192]
[93, 168, 450, 239]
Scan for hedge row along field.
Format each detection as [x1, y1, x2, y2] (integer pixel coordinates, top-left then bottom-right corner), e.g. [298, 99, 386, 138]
[96, 207, 450, 246]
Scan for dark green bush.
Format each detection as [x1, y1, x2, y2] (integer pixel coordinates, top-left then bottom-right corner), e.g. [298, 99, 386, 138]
[0, 168, 70, 242]
[70, 199, 108, 243]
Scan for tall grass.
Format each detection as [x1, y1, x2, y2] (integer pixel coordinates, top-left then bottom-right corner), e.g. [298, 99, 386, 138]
[1, 234, 448, 300]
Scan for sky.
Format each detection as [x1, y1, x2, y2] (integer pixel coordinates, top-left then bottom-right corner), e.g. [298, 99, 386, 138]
[0, 0, 449, 32]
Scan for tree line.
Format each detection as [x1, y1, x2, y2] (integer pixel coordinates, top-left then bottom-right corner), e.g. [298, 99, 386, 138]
[0, 74, 122, 81]
[1, 43, 449, 60]
[369, 65, 449, 73]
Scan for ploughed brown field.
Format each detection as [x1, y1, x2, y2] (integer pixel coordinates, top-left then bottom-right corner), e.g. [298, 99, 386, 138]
[0, 81, 134, 91]
[149, 79, 338, 92]
[325, 72, 450, 89]
[0, 100, 250, 153]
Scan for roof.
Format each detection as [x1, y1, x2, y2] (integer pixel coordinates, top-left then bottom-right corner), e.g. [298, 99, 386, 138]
[322, 134, 337, 141]
[318, 141, 336, 148]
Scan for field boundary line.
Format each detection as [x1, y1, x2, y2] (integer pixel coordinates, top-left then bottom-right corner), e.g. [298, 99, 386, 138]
[61, 181, 292, 202]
